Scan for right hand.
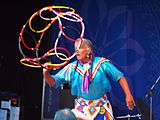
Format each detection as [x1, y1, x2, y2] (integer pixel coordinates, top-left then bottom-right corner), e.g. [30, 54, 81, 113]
[42, 62, 52, 74]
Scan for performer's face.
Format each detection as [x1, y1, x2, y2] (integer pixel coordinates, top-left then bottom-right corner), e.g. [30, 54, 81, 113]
[74, 40, 90, 62]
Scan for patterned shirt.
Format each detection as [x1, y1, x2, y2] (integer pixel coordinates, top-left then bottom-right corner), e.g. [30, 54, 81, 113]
[52, 57, 124, 100]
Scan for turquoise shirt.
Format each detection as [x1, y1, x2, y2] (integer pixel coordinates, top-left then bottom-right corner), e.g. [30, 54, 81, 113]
[52, 57, 124, 100]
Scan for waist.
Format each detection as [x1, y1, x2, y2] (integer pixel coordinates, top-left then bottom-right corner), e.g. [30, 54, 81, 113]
[76, 94, 108, 107]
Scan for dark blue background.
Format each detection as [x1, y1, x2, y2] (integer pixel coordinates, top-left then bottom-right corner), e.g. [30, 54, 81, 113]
[40, 0, 160, 119]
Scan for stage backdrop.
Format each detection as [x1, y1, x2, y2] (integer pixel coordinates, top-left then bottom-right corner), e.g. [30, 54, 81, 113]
[41, 0, 160, 119]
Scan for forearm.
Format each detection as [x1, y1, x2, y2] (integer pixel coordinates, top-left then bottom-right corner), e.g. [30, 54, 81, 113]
[119, 76, 135, 110]
[119, 76, 132, 95]
[43, 69, 55, 87]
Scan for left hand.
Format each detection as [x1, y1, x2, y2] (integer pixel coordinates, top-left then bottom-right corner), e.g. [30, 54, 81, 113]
[126, 94, 136, 110]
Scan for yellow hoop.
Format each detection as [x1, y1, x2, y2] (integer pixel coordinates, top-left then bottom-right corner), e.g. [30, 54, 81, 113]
[28, 6, 75, 33]
[20, 52, 69, 69]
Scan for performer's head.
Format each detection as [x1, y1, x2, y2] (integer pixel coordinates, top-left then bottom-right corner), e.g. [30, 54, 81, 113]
[75, 38, 94, 63]
[54, 108, 76, 120]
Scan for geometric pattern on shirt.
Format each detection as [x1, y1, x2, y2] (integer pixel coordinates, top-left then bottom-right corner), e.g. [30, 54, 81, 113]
[70, 58, 110, 79]
[70, 64, 84, 76]
[92, 58, 110, 79]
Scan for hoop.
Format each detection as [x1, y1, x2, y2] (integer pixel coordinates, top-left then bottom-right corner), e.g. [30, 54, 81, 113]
[19, 21, 45, 51]
[29, 5, 75, 33]
[19, 5, 85, 69]
[20, 51, 69, 69]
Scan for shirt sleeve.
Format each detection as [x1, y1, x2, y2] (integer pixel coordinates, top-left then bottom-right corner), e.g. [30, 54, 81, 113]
[104, 61, 124, 82]
[52, 64, 72, 88]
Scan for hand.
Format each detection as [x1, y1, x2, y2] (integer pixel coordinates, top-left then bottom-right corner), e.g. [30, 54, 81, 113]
[43, 62, 52, 70]
[126, 94, 136, 110]
[42, 62, 52, 75]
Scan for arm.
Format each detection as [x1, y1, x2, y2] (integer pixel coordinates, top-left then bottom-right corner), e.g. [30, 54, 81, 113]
[43, 68, 55, 87]
[119, 76, 136, 110]
[105, 61, 136, 110]
[43, 63, 71, 87]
